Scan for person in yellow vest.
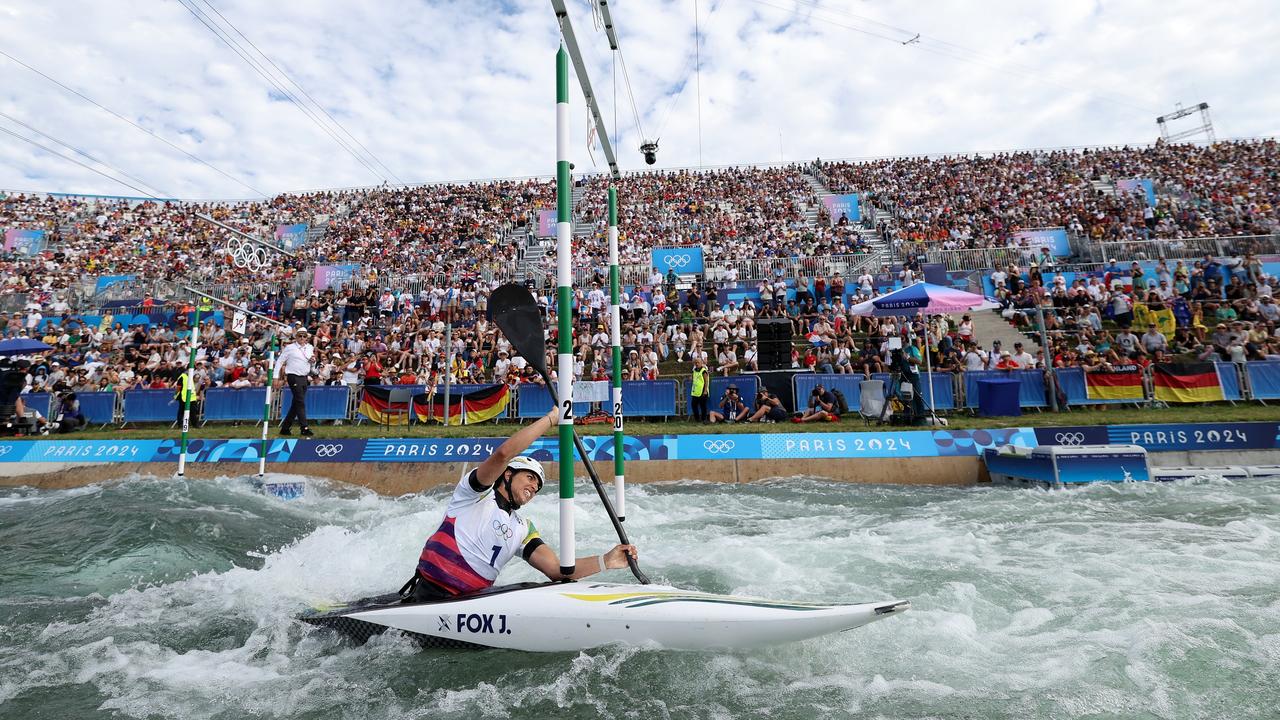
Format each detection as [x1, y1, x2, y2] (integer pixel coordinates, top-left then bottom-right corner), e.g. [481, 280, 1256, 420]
[174, 369, 200, 425]
[689, 357, 710, 421]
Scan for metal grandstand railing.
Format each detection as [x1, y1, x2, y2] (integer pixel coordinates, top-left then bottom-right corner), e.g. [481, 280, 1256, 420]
[927, 233, 1280, 271]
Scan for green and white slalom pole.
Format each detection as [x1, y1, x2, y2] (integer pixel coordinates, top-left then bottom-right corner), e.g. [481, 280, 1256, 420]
[555, 46, 576, 578]
[177, 305, 201, 477]
[259, 336, 277, 478]
[608, 186, 625, 521]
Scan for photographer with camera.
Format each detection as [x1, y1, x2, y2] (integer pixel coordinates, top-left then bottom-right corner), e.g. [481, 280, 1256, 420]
[747, 387, 789, 424]
[708, 383, 750, 423]
[51, 390, 85, 433]
[795, 383, 839, 423]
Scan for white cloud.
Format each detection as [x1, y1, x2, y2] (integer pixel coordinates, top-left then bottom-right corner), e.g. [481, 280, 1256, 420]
[0, 0, 1275, 199]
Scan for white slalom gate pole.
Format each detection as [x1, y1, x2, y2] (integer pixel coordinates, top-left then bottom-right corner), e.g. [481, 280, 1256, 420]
[259, 337, 276, 477]
[607, 186, 625, 521]
[555, 46, 576, 577]
[177, 305, 201, 477]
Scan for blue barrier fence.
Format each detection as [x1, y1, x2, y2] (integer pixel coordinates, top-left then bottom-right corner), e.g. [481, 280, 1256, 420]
[1056, 367, 1133, 406]
[17, 364, 1277, 428]
[691, 375, 760, 409]
[123, 389, 180, 423]
[283, 385, 352, 421]
[964, 370, 1047, 409]
[78, 392, 117, 425]
[1216, 362, 1243, 402]
[1246, 361, 1280, 401]
[202, 388, 267, 422]
[792, 373, 956, 412]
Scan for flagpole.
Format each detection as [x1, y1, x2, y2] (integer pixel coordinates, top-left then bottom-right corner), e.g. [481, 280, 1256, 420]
[607, 185, 625, 521]
[177, 305, 201, 477]
[555, 46, 577, 577]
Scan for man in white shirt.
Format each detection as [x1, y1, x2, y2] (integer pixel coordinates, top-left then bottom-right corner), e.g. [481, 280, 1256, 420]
[273, 328, 315, 436]
[1011, 342, 1036, 369]
[963, 342, 989, 371]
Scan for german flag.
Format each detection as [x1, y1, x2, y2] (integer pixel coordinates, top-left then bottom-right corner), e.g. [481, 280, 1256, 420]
[1085, 364, 1145, 401]
[1153, 363, 1225, 403]
[413, 384, 510, 425]
[357, 385, 411, 425]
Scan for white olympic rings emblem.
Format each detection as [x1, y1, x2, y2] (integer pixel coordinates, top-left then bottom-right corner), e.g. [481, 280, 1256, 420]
[313, 443, 345, 457]
[0, 445, 11, 456]
[492, 519, 513, 540]
[225, 237, 271, 272]
[1054, 432, 1085, 445]
[703, 439, 736, 454]
[662, 254, 694, 269]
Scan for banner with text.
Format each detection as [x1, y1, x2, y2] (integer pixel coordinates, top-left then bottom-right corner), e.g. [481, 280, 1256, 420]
[537, 209, 557, 238]
[275, 223, 309, 250]
[1116, 178, 1156, 207]
[4, 229, 46, 256]
[1011, 227, 1070, 257]
[312, 263, 362, 291]
[822, 193, 861, 225]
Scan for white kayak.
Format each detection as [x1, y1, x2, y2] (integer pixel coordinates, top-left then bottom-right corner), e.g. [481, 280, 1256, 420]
[300, 581, 910, 652]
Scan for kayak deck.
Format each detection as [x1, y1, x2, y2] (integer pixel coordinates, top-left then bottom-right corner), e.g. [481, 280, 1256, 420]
[299, 582, 910, 652]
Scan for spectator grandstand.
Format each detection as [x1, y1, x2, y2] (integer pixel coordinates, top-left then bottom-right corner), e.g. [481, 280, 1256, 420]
[2, 138, 1279, 430]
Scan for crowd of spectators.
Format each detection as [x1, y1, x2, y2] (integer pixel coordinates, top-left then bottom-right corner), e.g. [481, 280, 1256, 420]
[3, 140, 1279, 423]
[818, 139, 1279, 261]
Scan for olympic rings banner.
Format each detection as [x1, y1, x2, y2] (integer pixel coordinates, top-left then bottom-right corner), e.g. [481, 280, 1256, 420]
[651, 247, 705, 275]
[2, 422, 1277, 465]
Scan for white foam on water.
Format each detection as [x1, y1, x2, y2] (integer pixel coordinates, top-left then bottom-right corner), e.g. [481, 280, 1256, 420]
[1, 472, 1279, 718]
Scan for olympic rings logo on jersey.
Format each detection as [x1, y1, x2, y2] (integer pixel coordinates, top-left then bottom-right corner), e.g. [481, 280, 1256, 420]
[492, 520, 513, 540]
[1054, 432, 1085, 446]
[702, 439, 736, 454]
[313, 443, 345, 457]
[662, 254, 693, 269]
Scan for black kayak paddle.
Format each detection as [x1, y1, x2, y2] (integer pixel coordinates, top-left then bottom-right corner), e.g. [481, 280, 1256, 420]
[489, 283, 649, 585]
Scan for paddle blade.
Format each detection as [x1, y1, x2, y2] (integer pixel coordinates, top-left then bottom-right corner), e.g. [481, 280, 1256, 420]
[489, 284, 549, 377]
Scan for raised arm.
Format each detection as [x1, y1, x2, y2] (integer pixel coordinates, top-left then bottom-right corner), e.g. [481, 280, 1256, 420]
[472, 406, 559, 489]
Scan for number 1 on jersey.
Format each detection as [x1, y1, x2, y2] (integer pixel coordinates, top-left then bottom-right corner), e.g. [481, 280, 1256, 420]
[489, 545, 501, 567]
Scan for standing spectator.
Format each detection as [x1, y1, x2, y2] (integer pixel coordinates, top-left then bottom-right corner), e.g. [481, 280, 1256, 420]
[689, 357, 710, 421]
[274, 329, 315, 436]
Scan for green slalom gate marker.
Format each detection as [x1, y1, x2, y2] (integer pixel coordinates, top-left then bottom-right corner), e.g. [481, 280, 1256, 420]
[555, 46, 576, 577]
[608, 186, 625, 521]
[177, 305, 201, 477]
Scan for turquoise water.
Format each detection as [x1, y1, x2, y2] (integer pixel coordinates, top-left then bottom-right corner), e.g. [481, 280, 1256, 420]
[1, 472, 1278, 719]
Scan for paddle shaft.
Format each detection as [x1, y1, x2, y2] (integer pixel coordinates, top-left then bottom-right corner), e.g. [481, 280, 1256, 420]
[533, 365, 649, 584]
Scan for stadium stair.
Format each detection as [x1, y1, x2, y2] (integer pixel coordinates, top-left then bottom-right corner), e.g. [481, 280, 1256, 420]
[970, 308, 1040, 355]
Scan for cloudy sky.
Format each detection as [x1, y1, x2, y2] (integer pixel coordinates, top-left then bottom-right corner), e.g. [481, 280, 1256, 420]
[1, 0, 1276, 199]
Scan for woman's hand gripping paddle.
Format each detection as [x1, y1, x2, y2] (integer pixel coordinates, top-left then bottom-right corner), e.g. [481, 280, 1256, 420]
[489, 284, 649, 584]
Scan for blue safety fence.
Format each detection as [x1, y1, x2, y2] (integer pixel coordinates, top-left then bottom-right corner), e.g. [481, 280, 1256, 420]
[1245, 361, 1280, 401]
[689, 375, 760, 414]
[621, 380, 678, 417]
[22, 392, 51, 418]
[77, 392, 118, 425]
[283, 385, 353, 421]
[516, 384, 591, 419]
[794, 374, 866, 411]
[1055, 367, 1140, 406]
[123, 389, 180, 423]
[202, 388, 267, 422]
[964, 370, 1047, 409]
[1215, 362, 1243, 402]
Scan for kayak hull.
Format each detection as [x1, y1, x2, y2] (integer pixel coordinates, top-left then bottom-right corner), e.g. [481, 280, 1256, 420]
[300, 581, 910, 652]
